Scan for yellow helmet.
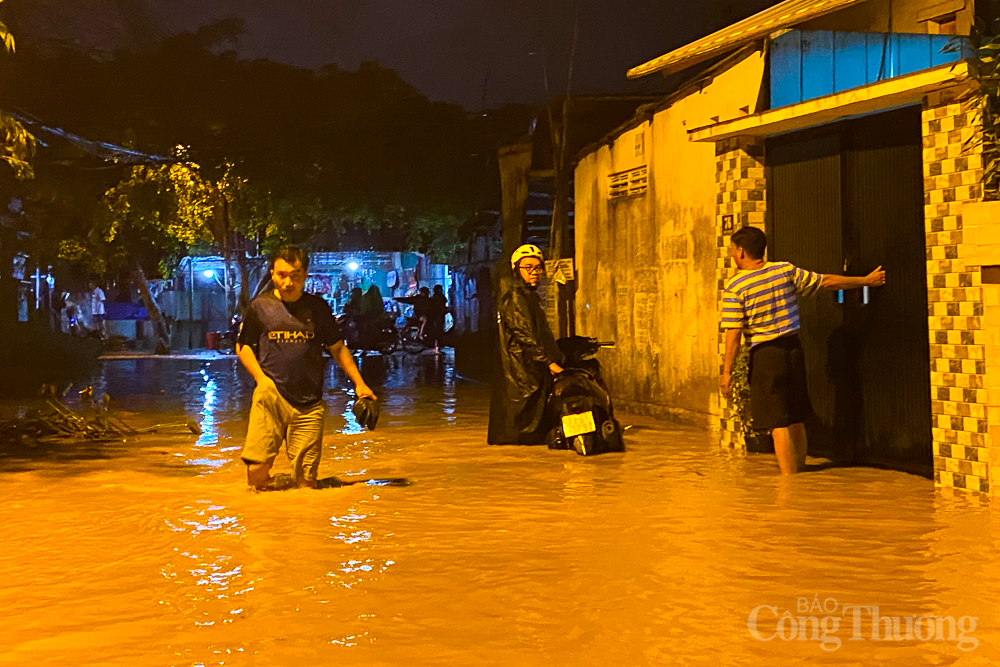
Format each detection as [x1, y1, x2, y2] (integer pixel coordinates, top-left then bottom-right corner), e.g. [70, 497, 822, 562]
[511, 244, 544, 270]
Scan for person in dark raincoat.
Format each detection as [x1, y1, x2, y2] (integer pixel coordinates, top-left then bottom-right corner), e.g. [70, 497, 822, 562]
[487, 244, 564, 445]
[343, 287, 364, 318]
[361, 285, 385, 322]
[427, 285, 448, 353]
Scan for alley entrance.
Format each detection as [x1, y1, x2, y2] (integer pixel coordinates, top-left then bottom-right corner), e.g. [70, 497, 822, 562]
[767, 106, 932, 474]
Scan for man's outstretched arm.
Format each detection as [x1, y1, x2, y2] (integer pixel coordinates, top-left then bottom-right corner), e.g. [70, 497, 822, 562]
[820, 266, 886, 291]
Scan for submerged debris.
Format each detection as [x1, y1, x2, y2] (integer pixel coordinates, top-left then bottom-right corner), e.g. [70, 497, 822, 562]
[0, 385, 201, 445]
[248, 473, 411, 493]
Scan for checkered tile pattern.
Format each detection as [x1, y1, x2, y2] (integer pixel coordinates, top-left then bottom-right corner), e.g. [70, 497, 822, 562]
[709, 88, 990, 493]
[714, 137, 767, 449]
[923, 88, 989, 494]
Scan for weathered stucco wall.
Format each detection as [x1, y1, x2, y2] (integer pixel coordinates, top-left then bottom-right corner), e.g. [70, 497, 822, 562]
[574, 52, 766, 424]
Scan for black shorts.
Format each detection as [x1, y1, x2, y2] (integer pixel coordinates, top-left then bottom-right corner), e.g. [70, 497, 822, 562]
[748, 334, 813, 431]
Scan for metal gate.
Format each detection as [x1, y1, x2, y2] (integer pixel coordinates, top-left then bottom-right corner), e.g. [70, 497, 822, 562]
[767, 107, 932, 474]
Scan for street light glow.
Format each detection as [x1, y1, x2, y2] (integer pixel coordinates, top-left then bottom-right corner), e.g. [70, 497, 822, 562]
[203, 270, 215, 278]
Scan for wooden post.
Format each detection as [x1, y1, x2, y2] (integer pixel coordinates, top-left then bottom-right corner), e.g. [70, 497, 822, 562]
[133, 259, 171, 354]
[548, 98, 575, 339]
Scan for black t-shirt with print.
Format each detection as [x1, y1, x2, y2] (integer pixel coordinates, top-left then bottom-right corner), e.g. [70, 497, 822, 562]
[238, 291, 343, 407]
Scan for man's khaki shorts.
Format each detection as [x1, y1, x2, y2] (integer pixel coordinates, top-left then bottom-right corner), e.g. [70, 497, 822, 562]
[241, 382, 327, 481]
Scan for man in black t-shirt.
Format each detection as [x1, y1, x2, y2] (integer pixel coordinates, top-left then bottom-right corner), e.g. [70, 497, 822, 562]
[237, 245, 376, 490]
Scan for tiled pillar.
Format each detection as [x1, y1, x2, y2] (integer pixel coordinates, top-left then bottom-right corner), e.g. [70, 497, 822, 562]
[922, 88, 988, 493]
[961, 201, 1000, 496]
[713, 136, 766, 449]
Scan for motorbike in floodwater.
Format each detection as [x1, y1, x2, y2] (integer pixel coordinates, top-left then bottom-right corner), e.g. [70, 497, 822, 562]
[338, 313, 401, 355]
[217, 314, 242, 354]
[547, 336, 625, 456]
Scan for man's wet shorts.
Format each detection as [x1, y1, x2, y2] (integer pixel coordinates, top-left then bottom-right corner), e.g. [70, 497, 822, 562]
[241, 381, 327, 481]
[748, 334, 813, 431]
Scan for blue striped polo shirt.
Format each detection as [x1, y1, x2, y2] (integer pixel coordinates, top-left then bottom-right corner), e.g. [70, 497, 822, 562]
[721, 262, 824, 346]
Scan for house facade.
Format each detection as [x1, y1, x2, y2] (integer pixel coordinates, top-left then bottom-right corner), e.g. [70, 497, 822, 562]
[574, 52, 766, 424]
[575, 0, 1000, 493]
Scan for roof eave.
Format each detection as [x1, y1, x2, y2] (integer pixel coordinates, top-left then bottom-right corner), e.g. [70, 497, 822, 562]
[627, 0, 870, 79]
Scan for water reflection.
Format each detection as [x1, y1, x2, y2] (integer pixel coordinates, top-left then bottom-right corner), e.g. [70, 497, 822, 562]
[3, 352, 1000, 665]
[166, 502, 244, 536]
[196, 366, 218, 447]
[330, 631, 370, 647]
[442, 357, 456, 424]
[339, 403, 365, 435]
[329, 558, 395, 589]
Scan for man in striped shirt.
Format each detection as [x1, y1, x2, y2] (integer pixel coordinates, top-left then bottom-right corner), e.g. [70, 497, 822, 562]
[719, 227, 885, 474]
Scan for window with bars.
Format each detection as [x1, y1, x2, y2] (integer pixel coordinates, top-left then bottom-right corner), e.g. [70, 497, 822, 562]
[608, 166, 648, 199]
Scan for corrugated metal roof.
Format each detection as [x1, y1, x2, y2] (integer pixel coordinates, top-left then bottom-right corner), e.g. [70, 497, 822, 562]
[627, 0, 871, 79]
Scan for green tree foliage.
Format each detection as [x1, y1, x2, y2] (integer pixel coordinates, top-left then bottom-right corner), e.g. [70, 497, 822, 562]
[0, 2, 37, 329]
[96, 164, 207, 272]
[0, 111, 35, 180]
[0, 19, 534, 255]
[731, 344, 773, 453]
[947, 3, 1000, 199]
[86, 161, 227, 352]
[0, 1, 35, 180]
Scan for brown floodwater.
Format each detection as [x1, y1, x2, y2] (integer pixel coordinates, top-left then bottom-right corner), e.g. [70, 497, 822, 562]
[1, 353, 999, 666]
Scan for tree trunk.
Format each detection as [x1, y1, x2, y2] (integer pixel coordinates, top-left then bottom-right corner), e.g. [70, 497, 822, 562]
[235, 241, 251, 313]
[132, 260, 171, 355]
[213, 196, 235, 321]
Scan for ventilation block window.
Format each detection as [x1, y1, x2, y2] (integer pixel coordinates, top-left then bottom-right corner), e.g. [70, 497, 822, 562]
[608, 166, 648, 200]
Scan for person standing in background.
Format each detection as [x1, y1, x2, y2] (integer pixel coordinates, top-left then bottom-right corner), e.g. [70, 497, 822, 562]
[86, 280, 107, 338]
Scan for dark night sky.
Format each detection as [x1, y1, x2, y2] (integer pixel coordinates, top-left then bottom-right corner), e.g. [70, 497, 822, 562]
[147, 0, 779, 108]
[14, 0, 780, 109]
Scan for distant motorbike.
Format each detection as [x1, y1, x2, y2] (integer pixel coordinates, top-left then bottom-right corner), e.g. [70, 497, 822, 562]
[217, 314, 242, 354]
[547, 336, 625, 456]
[399, 316, 452, 354]
[338, 313, 400, 355]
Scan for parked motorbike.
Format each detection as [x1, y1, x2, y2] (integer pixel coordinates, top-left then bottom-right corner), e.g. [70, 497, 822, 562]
[547, 336, 625, 456]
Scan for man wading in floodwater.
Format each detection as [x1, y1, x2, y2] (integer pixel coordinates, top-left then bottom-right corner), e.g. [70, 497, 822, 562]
[719, 227, 885, 474]
[237, 245, 376, 490]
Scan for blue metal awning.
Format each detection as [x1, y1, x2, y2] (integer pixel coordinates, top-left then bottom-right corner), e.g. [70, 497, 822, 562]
[771, 30, 962, 108]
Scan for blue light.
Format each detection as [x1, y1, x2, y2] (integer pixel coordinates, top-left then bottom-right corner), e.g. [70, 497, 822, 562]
[203, 270, 215, 278]
[348, 262, 359, 271]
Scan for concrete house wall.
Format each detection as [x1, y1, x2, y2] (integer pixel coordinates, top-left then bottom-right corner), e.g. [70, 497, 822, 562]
[576, 0, 1000, 494]
[574, 52, 766, 424]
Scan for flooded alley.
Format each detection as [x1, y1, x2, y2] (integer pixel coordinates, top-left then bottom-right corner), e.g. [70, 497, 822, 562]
[2, 353, 999, 667]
